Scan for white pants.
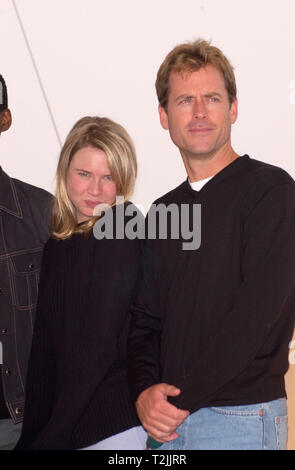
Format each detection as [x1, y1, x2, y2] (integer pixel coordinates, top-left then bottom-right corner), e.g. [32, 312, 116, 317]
[79, 425, 147, 450]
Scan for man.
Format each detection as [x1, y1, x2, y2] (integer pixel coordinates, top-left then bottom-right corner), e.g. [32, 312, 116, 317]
[127, 40, 295, 450]
[0, 74, 52, 449]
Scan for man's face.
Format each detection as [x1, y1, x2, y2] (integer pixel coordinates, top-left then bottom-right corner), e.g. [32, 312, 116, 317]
[0, 108, 12, 134]
[158, 65, 238, 161]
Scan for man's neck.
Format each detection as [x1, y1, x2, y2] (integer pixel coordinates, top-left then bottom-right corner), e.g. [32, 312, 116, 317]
[181, 146, 239, 183]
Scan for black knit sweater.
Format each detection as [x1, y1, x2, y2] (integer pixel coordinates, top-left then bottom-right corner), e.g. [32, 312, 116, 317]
[127, 155, 295, 413]
[15, 203, 142, 450]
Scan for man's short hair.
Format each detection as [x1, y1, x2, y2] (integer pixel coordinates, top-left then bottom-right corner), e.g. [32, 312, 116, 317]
[155, 39, 237, 111]
[0, 75, 8, 112]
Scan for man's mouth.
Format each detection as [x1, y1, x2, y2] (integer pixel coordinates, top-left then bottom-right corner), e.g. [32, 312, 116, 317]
[188, 126, 214, 134]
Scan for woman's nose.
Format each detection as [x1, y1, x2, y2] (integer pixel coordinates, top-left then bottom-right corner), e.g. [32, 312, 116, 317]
[88, 178, 101, 195]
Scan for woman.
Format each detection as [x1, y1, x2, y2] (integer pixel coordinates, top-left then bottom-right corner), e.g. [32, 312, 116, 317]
[15, 116, 146, 450]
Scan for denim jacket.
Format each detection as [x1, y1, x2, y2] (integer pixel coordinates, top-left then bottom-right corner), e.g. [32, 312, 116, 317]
[0, 167, 52, 423]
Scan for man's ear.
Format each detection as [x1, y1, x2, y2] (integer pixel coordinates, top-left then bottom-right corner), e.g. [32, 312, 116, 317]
[0, 109, 12, 133]
[158, 105, 169, 130]
[230, 99, 238, 125]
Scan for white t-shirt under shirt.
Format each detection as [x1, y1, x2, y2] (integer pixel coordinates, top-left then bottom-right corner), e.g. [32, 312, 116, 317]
[189, 176, 213, 191]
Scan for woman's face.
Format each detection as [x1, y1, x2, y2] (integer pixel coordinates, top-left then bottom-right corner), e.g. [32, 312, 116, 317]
[66, 146, 117, 223]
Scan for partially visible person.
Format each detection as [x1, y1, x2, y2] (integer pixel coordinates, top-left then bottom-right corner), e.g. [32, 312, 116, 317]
[0, 74, 52, 450]
[15, 116, 146, 450]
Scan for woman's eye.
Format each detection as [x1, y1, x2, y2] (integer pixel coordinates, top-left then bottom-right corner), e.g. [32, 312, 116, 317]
[104, 175, 113, 181]
[78, 171, 89, 177]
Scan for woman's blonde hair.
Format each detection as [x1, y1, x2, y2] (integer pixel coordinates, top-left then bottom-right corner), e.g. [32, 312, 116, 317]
[52, 116, 137, 239]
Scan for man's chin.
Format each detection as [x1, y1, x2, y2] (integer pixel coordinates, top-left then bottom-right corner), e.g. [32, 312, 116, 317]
[182, 148, 217, 161]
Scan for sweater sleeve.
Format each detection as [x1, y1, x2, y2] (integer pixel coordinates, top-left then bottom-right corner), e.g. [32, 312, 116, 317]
[15, 243, 55, 449]
[27, 232, 142, 449]
[171, 182, 295, 410]
[127, 240, 162, 402]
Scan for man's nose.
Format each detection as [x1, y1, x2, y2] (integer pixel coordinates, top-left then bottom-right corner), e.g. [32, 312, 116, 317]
[193, 99, 207, 118]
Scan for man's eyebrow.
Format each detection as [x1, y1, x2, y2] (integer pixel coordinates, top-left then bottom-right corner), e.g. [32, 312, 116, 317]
[204, 92, 223, 97]
[175, 91, 223, 102]
[175, 94, 194, 102]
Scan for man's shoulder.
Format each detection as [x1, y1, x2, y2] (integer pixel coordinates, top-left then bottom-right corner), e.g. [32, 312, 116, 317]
[12, 177, 53, 198]
[240, 156, 295, 216]
[244, 156, 295, 188]
[12, 177, 53, 204]
[152, 180, 188, 206]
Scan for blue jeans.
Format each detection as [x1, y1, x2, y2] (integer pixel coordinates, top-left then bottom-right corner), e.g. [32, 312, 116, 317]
[157, 398, 287, 450]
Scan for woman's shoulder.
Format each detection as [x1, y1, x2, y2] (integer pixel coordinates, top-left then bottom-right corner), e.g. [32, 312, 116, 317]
[41, 236, 73, 273]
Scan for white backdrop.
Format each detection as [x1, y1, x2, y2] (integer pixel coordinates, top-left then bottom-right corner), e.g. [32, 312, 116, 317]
[0, 0, 294, 212]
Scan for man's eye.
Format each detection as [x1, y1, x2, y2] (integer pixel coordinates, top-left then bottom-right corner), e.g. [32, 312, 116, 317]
[209, 96, 219, 102]
[181, 97, 191, 104]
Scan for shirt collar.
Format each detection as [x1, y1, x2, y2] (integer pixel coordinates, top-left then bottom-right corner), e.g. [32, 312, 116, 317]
[189, 176, 213, 191]
[0, 167, 23, 218]
[183, 155, 250, 196]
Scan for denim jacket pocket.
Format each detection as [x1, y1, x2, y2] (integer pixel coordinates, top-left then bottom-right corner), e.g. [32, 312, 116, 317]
[10, 249, 43, 309]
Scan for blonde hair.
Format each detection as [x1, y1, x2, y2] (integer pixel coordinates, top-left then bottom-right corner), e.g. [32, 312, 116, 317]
[156, 38, 237, 111]
[52, 116, 137, 239]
